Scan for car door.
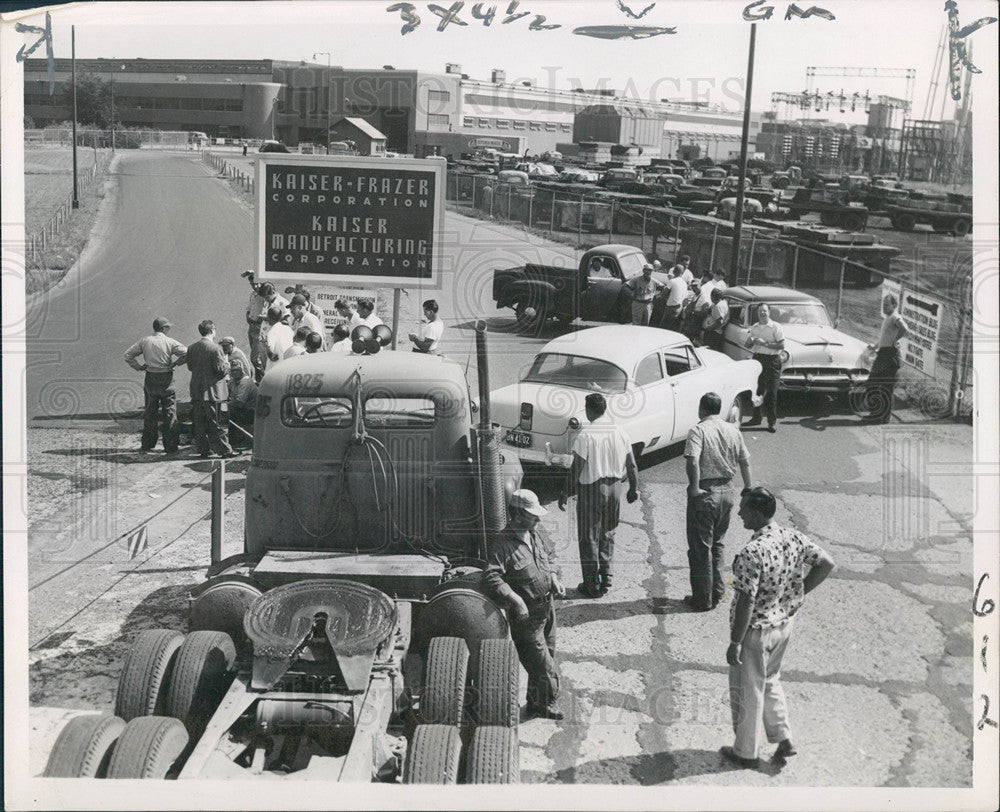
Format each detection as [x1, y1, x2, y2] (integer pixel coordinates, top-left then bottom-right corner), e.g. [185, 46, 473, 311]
[627, 351, 674, 452]
[581, 258, 624, 321]
[662, 344, 710, 441]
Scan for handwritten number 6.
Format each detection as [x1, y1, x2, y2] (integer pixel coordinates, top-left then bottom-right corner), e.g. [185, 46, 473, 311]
[973, 572, 994, 617]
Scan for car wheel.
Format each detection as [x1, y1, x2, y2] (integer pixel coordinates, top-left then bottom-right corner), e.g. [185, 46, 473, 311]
[514, 299, 547, 334]
[842, 212, 866, 232]
[952, 218, 970, 238]
[43, 714, 126, 778]
[894, 213, 916, 231]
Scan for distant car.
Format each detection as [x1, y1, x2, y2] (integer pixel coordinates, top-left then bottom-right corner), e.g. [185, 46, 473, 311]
[259, 140, 291, 153]
[490, 325, 761, 468]
[720, 286, 873, 395]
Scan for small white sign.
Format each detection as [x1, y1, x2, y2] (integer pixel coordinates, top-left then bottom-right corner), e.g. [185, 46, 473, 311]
[881, 280, 944, 378]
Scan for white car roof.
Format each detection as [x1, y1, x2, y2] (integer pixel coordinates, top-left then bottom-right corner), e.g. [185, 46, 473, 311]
[538, 325, 689, 369]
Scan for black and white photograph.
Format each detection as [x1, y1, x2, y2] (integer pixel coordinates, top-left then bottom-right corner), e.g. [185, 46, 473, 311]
[2, 1, 998, 808]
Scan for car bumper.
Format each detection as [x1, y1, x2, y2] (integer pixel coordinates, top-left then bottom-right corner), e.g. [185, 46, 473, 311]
[499, 441, 573, 469]
[780, 373, 869, 393]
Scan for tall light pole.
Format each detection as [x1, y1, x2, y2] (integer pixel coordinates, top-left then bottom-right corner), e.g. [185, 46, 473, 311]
[71, 26, 79, 208]
[729, 23, 757, 284]
[110, 62, 116, 152]
[313, 52, 332, 153]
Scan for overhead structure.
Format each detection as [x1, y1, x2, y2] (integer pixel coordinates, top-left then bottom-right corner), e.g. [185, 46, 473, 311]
[806, 66, 916, 112]
[770, 91, 909, 116]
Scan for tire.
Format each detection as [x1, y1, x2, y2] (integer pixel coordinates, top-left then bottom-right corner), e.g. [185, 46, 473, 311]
[473, 638, 519, 727]
[952, 218, 970, 237]
[105, 716, 189, 779]
[42, 714, 126, 777]
[514, 299, 548, 334]
[773, 177, 789, 189]
[114, 629, 184, 721]
[727, 395, 745, 426]
[420, 636, 469, 726]
[894, 213, 916, 231]
[819, 211, 839, 227]
[403, 724, 462, 784]
[842, 212, 865, 232]
[164, 631, 237, 740]
[465, 726, 520, 784]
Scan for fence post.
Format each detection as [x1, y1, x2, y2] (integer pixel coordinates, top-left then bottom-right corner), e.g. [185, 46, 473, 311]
[550, 189, 556, 234]
[608, 201, 615, 244]
[527, 189, 533, 231]
[791, 245, 799, 289]
[641, 208, 647, 254]
[578, 193, 584, 244]
[507, 184, 512, 222]
[211, 460, 225, 564]
[835, 258, 846, 323]
[948, 279, 972, 419]
[489, 181, 495, 218]
[708, 223, 718, 273]
[673, 213, 681, 259]
[746, 231, 757, 285]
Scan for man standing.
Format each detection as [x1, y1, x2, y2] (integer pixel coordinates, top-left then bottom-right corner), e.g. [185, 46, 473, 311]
[227, 362, 258, 449]
[558, 393, 639, 598]
[624, 263, 666, 327]
[263, 306, 294, 369]
[284, 326, 311, 359]
[186, 320, 235, 459]
[289, 294, 325, 347]
[723, 487, 835, 768]
[409, 299, 444, 354]
[124, 317, 187, 454]
[246, 281, 288, 379]
[218, 336, 252, 381]
[334, 299, 364, 330]
[483, 489, 566, 720]
[744, 303, 784, 433]
[684, 392, 753, 612]
[661, 265, 688, 331]
[702, 288, 730, 352]
[864, 292, 909, 423]
[678, 254, 695, 286]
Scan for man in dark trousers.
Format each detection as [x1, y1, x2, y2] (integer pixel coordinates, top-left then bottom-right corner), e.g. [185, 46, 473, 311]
[186, 319, 236, 459]
[863, 291, 909, 423]
[124, 316, 187, 454]
[558, 393, 639, 598]
[483, 489, 566, 720]
[723, 487, 835, 768]
[744, 303, 784, 433]
[684, 392, 753, 611]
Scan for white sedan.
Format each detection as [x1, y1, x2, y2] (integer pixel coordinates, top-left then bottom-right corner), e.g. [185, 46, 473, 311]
[490, 326, 762, 468]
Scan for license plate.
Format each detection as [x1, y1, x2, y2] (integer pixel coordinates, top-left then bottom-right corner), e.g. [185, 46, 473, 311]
[504, 430, 532, 448]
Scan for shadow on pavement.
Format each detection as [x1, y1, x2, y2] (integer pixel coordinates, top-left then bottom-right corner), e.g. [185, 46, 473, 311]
[556, 597, 655, 626]
[551, 748, 786, 784]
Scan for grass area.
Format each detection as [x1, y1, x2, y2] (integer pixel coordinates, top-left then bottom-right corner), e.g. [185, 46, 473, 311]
[24, 147, 111, 296]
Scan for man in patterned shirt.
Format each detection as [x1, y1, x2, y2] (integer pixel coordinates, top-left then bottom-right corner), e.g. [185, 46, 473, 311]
[722, 487, 836, 768]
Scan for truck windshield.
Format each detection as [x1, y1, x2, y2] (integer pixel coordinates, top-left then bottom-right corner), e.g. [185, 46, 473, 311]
[522, 353, 627, 394]
[617, 251, 648, 278]
[755, 302, 833, 327]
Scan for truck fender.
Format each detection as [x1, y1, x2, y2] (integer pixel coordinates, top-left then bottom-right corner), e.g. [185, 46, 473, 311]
[496, 279, 559, 311]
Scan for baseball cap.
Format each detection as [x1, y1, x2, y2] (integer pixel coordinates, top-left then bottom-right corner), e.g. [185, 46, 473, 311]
[289, 294, 308, 308]
[509, 489, 547, 517]
[642, 263, 654, 272]
[219, 336, 235, 346]
[153, 317, 171, 331]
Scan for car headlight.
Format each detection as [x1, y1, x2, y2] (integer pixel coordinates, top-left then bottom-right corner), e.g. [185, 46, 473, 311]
[568, 417, 581, 430]
[779, 350, 790, 364]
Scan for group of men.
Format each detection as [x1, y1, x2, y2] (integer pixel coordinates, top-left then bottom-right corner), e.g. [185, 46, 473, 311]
[485, 387, 836, 767]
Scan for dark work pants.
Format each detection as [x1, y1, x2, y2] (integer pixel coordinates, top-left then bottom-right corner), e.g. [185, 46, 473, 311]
[660, 304, 682, 331]
[705, 330, 725, 352]
[576, 477, 622, 588]
[141, 371, 179, 452]
[867, 347, 901, 423]
[753, 353, 782, 426]
[229, 405, 255, 448]
[686, 483, 735, 609]
[191, 401, 233, 456]
[511, 596, 559, 710]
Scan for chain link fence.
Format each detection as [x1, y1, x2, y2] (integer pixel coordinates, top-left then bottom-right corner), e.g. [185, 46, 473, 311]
[446, 172, 974, 419]
[25, 129, 193, 150]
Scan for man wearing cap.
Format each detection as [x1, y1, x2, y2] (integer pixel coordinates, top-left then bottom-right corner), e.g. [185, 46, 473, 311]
[124, 317, 187, 453]
[186, 320, 236, 459]
[289, 294, 326, 348]
[558, 393, 639, 598]
[263, 306, 294, 369]
[285, 285, 325, 322]
[246, 281, 288, 379]
[483, 489, 566, 720]
[219, 337, 252, 382]
[227, 361, 258, 449]
[624, 264, 666, 327]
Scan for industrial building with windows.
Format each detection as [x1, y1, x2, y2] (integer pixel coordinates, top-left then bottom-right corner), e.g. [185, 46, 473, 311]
[24, 58, 753, 162]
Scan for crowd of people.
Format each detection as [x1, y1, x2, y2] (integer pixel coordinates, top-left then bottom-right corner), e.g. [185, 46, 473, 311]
[485, 388, 836, 767]
[124, 271, 446, 456]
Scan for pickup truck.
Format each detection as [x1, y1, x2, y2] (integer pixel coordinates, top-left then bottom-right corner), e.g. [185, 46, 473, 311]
[492, 244, 668, 332]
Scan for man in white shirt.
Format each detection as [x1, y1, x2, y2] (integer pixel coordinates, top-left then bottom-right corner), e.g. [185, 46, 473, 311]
[284, 326, 310, 359]
[124, 316, 187, 453]
[329, 324, 352, 354]
[409, 299, 445, 354]
[703, 288, 730, 352]
[263, 306, 294, 369]
[661, 266, 689, 330]
[863, 292, 909, 424]
[357, 299, 383, 330]
[678, 254, 695, 286]
[246, 280, 288, 379]
[289, 294, 326, 348]
[744, 303, 785, 432]
[334, 299, 364, 330]
[558, 393, 639, 598]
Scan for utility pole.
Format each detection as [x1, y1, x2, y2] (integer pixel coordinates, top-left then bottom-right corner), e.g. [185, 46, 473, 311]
[729, 23, 756, 283]
[313, 52, 332, 153]
[71, 26, 79, 209]
[110, 62, 116, 152]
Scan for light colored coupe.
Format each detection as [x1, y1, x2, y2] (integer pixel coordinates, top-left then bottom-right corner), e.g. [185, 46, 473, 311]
[490, 326, 762, 468]
[720, 286, 874, 394]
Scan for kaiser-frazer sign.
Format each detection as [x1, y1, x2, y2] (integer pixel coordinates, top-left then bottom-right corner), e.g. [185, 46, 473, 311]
[256, 154, 445, 288]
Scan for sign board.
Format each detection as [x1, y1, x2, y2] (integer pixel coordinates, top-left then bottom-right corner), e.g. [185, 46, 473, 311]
[467, 137, 517, 152]
[256, 154, 445, 288]
[300, 287, 379, 331]
[880, 280, 944, 378]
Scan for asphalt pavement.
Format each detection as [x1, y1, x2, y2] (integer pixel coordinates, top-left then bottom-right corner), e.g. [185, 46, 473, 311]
[22, 152, 978, 792]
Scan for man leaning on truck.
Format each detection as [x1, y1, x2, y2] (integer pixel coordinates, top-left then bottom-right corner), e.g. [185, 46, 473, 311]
[624, 263, 666, 327]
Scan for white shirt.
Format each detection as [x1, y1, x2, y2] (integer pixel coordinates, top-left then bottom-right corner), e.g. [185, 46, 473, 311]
[665, 276, 688, 307]
[330, 338, 353, 354]
[681, 268, 694, 286]
[418, 318, 445, 353]
[283, 343, 307, 360]
[696, 280, 717, 310]
[361, 312, 383, 329]
[571, 415, 632, 485]
[264, 322, 294, 367]
[748, 320, 784, 355]
[706, 299, 729, 333]
[292, 310, 324, 337]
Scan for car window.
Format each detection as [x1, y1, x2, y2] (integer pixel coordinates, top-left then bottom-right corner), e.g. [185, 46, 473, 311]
[663, 347, 701, 376]
[364, 396, 436, 427]
[587, 258, 616, 279]
[522, 353, 628, 394]
[282, 396, 353, 428]
[617, 252, 647, 279]
[634, 353, 664, 386]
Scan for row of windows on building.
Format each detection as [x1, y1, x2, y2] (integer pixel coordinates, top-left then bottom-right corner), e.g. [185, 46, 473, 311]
[25, 92, 244, 113]
[451, 115, 571, 132]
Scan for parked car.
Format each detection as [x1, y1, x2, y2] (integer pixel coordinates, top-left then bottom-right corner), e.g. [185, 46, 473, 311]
[720, 286, 873, 395]
[259, 139, 291, 153]
[490, 325, 761, 468]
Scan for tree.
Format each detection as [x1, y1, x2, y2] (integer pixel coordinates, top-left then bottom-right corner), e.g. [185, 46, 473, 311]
[61, 72, 115, 128]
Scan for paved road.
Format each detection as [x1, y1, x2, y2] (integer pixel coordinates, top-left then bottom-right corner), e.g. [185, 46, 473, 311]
[23, 153, 977, 790]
